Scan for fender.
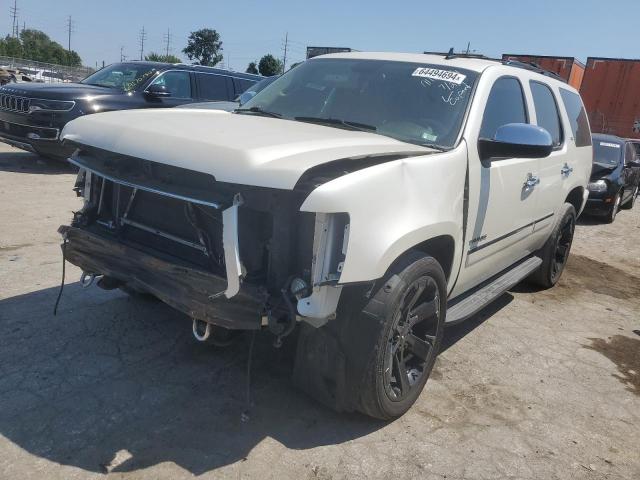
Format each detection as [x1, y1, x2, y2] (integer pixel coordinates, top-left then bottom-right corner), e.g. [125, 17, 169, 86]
[301, 142, 468, 290]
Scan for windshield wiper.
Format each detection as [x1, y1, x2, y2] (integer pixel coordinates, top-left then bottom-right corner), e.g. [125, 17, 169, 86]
[294, 116, 377, 132]
[235, 106, 282, 118]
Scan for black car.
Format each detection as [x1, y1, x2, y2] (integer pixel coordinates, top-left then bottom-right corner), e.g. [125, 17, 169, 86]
[585, 133, 640, 222]
[0, 62, 261, 160]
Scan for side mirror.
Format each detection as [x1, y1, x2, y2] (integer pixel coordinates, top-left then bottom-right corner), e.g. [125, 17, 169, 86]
[237, 90, 256, 106]
[479, 123, 553, 162]
[145, 84, 172, 98]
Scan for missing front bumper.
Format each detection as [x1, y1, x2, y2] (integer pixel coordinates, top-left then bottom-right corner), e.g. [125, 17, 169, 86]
[58, 225, 264, 330]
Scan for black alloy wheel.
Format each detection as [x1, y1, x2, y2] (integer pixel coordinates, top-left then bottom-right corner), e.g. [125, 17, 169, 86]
[551, 211, 575, 284]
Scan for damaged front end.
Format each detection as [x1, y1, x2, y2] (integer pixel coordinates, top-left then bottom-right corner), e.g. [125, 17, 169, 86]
[59, 146, 349, 337]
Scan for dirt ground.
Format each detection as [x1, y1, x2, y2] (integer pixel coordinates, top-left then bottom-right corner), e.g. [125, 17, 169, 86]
[0, 143, 638, 480]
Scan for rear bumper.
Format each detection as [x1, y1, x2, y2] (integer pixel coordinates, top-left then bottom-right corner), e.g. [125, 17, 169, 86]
[58, 225, 264, 330]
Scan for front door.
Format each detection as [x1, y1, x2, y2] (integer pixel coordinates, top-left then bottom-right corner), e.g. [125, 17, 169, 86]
[454, 75, 540, 295]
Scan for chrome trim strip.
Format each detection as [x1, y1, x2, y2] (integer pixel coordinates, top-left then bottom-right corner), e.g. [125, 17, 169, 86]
[220, 194, 244, 299]
[67, 156, 222, 209]
[0, 119, 59, 140]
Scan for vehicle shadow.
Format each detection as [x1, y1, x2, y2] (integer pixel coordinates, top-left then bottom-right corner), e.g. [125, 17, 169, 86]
[0, 283, 383, 475]
[0, 150, 72, 174]
[577, 214, 606, 226]
[441, 293, 514, 353]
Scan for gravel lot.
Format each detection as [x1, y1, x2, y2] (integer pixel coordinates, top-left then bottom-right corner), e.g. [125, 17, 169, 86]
[0, 143, 638, 480]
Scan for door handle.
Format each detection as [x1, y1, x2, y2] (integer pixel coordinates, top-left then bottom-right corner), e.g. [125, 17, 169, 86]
[561, 163, 574, 176]
[523, 173, 540, 189]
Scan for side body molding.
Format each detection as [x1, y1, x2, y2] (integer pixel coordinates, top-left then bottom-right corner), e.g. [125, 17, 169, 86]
[300, 143, 468, 292]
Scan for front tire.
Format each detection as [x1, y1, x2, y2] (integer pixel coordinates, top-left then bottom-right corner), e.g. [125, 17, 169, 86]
[356, 253, 447, 419]
[620, 186, 638, 210]
[529, 203, 576, 288]
[606, 193, 621, 223]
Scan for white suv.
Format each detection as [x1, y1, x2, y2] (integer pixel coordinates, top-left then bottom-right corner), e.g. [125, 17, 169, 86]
[58, 52, 592, 419]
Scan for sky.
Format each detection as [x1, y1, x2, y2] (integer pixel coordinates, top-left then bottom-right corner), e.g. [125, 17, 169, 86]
[3, 0, 636, 71]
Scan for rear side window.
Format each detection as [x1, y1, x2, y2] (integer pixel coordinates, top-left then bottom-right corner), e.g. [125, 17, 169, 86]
[196, 73, 231, 100]
[480, 77, 528, 140]
[530, 81, 562, 147]
[559, 89, 591, 147]
[234, 78, 257, 96]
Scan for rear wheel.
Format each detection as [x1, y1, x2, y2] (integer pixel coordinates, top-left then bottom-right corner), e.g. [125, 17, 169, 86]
[529, 203, 576, 288]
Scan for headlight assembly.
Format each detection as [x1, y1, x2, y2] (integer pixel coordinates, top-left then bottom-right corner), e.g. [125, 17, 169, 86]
[28, 98, 75, 113]
[587, 180, 608, 192]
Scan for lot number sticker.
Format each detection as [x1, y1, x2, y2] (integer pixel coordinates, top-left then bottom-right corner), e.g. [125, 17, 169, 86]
[412, 68, 466, 85]
[599, 142, 620, 149]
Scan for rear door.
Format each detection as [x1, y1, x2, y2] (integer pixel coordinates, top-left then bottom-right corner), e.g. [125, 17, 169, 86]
[528, 80, 566, 240]
[196, 73, 233, 101]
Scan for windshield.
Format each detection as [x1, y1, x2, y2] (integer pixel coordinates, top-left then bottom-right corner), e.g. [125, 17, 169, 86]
[81, 63, 158, 91]
[593, 139, 622, 166]
[240, 58, 478, 148]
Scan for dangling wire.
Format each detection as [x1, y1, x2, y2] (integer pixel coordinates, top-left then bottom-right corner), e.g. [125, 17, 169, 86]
[53, 237, 68, 316]
[241, 329, 257, 422]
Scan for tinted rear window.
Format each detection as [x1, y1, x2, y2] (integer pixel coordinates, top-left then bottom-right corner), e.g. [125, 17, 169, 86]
[196, 73, 231, 100]
[530, 81, 562, 147]
[559, 89, 591, 147]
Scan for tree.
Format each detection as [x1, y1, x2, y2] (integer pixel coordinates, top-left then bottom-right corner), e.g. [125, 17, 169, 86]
[0, 29, 83, 66]
[145, 52, 182, 63]
[258, 54, 283, 76]
[182, 28, 223, 66]
[245, 61, 258, 74]
[0, 35, 23, 57]
[289, 61, 303, 70]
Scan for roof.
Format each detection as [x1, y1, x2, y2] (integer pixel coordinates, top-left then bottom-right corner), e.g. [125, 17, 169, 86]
[502, 53, 585, 68]
[315, 51, 498, 73]
[114, 61, 262, 80]
[592, 133, 625, 143]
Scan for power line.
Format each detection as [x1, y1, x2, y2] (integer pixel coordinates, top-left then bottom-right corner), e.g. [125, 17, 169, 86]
[163, 28, 171, 57]
[139, 26, 147, 60]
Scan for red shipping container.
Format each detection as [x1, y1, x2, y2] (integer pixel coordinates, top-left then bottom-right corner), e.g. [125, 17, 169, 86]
[580, 57, 640, 139]
[501, 54, 585, 90]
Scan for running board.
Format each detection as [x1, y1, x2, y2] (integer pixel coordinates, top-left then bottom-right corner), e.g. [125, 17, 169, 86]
[445, 256, 542, 325]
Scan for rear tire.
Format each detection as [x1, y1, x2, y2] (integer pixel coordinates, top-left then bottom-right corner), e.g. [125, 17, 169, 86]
[528, 203, 576, 288]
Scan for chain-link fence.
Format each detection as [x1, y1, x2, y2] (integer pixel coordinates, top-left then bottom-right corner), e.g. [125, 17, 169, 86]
[0, 56, 94, 83]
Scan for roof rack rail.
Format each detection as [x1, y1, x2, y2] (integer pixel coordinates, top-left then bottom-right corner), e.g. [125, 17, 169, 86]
[501, 60, 567, 83]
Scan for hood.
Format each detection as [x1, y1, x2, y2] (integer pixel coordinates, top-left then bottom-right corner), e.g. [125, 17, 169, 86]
[0, 82, 114, 99]
[61, 109, 432, 190]
[590, 161, 619, 180]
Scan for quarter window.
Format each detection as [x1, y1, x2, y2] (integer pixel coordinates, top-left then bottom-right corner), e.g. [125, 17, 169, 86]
[559, 89, 591, 147]
[150, 71, 192, 99]
[196, 73, 231, 100]
[530, 81, 562, 147]
[480, 77, 528, 140]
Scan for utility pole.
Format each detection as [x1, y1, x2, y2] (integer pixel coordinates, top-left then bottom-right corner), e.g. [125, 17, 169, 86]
[120, 46, 126, 62]
[282, 32, 288, 74]
[10, 0, 18, 37]
[66, 15, 74, 53]
[139, 26, 147, 60]
[163, 28, 171, 57]
[465, 42, 471, 54]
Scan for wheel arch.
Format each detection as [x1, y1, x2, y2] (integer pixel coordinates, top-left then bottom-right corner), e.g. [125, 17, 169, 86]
[404, 234, 456, 282]
[565, 186, 586, 215]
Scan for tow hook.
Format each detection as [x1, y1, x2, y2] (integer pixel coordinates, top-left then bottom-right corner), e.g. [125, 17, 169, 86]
[80, 272, 97, 288]
[192, 318, 211, 341]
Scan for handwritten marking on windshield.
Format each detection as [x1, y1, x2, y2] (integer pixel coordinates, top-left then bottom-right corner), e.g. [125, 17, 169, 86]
[441, 82, 471, 106]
